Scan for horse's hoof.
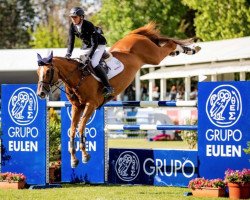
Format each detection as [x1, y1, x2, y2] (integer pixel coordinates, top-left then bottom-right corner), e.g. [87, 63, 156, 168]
[195, 46, 201, 53]
[71, 158, 79, 168]
[82, 153, 91, 163]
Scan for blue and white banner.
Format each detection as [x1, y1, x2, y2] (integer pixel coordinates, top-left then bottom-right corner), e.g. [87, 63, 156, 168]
[198, 82, 250, 179]
[108, 148, 198, 186]
[60, 93, 105, 183]
[1, 84, 47, 185]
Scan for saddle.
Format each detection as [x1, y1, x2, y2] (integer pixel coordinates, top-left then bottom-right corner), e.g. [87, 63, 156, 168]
[77, 51, 111, 77]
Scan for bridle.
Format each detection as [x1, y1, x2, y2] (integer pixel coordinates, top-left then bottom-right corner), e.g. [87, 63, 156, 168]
[38, 62, 58, 93]
[38, 59, 88, 96]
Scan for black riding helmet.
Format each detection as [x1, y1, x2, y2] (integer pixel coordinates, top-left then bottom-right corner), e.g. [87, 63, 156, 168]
[69, 7, 84, 17]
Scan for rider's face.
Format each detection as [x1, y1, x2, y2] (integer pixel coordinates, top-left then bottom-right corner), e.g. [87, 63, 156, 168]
[71, 16, 81, 25]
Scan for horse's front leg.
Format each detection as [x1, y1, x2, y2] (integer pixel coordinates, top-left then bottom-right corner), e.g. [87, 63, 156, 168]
[69, 105, 83, 168]
[78, 103, 96, 163]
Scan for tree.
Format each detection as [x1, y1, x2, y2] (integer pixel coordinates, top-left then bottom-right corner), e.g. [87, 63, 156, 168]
[0, 0, 35, 48]
[29, 17, 66, 48]
[182, 0, 250, 41]
[30, 0, 84, 48]
[92, 0, 193, 45]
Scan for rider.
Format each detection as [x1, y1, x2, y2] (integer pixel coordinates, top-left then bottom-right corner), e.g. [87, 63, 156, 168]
[65, 7, 114, 98]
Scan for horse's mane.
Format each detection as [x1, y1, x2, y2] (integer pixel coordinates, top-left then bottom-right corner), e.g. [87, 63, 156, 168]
[54, 56, 80, 65]
[129, 22, 194, 46]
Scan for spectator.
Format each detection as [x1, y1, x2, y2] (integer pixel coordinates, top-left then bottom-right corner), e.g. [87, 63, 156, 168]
[169, 85, 177, 101]
[141, 83, 148, 100]
[152, 86, 160, 100]
[177, 85, 185, 100]
[124, 84, 135, 100]
[190, 86, 198, 100]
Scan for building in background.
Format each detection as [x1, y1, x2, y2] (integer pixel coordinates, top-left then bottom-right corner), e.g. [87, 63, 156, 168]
[0, 37, 249, 100]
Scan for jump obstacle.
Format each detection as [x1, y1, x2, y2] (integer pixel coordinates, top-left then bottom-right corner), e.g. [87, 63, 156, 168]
[0, 82, 249, 186]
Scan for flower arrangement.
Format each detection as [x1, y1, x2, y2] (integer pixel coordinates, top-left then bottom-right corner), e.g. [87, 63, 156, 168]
[189, 177, 226, 198]
[225, 168, 250, 184]
[188, 177, 226, 189]
[0, 172, 26, 183]
[49, 160, 61, 169]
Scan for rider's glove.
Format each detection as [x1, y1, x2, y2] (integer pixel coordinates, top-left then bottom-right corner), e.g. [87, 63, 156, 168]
[65, 53, 71, 59]
[85, 56, 91, 64]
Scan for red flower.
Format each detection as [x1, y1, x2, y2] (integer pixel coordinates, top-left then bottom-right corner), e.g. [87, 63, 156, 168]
[0, 172, 26, 183]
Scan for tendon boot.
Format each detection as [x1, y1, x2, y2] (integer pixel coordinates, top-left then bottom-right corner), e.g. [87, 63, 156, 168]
[94, 64, 114, 98]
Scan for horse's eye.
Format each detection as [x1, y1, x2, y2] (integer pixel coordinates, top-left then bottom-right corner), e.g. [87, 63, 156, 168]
[46, 70, 50, 75]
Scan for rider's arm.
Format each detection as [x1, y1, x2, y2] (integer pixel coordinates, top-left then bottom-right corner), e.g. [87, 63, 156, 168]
[88, 23, 99, 59]
[66, 24, 76, 56]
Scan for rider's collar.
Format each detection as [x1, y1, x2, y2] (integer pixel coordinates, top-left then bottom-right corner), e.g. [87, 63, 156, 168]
[75, 20, 83, 33]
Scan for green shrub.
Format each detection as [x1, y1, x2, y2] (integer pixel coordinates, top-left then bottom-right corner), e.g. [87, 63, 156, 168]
[49, 108, 61, 162]
[180, 118, 198, 149]
[244, 142, 250, 162]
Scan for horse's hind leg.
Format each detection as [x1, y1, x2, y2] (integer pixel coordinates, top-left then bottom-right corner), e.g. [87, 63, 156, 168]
[69, 105, 83, 168]
[170, 44, 201, 56]
[78, 103, 96, 163]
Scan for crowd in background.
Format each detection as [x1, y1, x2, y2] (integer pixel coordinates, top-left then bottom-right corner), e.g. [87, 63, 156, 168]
[121, 84, 198, 101]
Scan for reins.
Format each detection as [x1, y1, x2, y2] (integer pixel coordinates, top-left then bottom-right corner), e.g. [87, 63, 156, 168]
[50, 59, 88, 98]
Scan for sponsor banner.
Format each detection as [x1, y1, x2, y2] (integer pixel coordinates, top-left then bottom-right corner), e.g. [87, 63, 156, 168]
[60, 93, 105, 183]
[1, 84, 47, 185]
[108, 148, 198, 186]
[198, 82, 250, 179]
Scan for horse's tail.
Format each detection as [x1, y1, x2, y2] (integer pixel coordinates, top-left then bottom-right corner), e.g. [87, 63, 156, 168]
[130, 22, 160, 44]
[130, 22, 195, 46]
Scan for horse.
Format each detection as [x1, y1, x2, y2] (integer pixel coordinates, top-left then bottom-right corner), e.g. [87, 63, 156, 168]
[36, 22, 201, 168]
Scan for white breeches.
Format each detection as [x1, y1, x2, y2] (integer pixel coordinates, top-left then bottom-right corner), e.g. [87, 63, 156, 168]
[77, 45, 106, 67]
[90, 45, 106, 67]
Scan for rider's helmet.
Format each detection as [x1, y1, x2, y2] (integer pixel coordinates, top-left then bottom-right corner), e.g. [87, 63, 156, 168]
[69, 7, 84, 17]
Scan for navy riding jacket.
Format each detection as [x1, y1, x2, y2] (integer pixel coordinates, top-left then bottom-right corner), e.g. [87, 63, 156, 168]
[66, 20, 107, 58]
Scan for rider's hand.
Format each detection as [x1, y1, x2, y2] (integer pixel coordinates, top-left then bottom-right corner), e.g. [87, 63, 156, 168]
[85, 56, 91, 64]
[65, 53, 71, 59]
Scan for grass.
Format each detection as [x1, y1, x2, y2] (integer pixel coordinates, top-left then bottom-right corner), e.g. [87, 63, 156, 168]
[0, 140, 202, 200]
[0, 184, 227, 200]
[108, 138, 193, 150]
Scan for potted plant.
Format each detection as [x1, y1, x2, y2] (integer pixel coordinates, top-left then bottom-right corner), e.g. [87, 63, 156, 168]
[0, 172, 26, 189]
[225, 168, 250, 199]
[188, 177, 226, 197]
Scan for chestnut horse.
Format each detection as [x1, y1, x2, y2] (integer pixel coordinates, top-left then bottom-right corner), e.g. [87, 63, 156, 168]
[36, 23, 200, 168]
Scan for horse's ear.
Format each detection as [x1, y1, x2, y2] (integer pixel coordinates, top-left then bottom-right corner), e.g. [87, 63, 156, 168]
[48, 51, 53, 63]
[37, 53, 42, 61]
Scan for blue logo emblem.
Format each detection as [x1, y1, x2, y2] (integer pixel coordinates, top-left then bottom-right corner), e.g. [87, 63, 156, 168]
[206, 85, 242, 128]
[8, 87, 38, 125]
[115, 151, 140, 181]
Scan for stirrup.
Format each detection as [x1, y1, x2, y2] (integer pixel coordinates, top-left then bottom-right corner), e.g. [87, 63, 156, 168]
[103, 86, 114, 98]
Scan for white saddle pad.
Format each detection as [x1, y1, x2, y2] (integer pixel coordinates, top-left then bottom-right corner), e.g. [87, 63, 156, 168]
[92, 56, 124, 82]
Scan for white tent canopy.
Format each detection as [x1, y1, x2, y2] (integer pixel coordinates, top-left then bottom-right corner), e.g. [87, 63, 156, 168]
[140, 62, 250, 80]
[142, 36, 250, 69]
[0, 48, 90, 84]
[0, 37, 250, 99]
[139, 37, 250, 101]
[0, 48, 84, 71]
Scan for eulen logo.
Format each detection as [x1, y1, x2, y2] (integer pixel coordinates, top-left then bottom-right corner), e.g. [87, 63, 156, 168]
[67, 107, 96, 125]
[206, 85, 242, 128]
[8, 87, 38, 126]
[115, 151, 140, 181]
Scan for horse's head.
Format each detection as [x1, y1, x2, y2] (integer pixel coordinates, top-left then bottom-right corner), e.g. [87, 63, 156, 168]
[36, 51, 59, 99]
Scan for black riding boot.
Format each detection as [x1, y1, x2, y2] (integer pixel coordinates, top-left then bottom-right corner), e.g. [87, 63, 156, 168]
[94, 64, 114, 98]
